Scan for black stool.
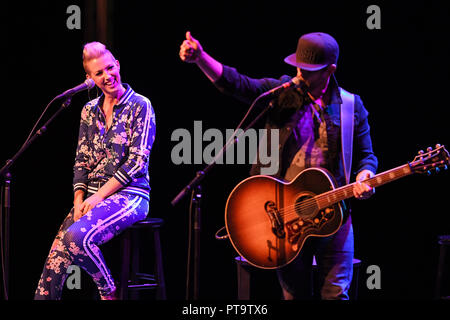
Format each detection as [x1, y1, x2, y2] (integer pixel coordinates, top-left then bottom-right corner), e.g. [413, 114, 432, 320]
[235, 256, 361, 300]
[119, 217, 166, 300]
[234, 256, 279, 300]
[235, 256, 253, 300]
[435, 235, 450, 299]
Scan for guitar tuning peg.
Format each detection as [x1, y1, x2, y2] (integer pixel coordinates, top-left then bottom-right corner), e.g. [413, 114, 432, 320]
[427, 146, 433, 152]
[435, 167, 440, 173]
[418, 150, 424, 155]
[444, 165, 448, 170]
[436, 143, 441, 148]
[427, 170, 432, 175]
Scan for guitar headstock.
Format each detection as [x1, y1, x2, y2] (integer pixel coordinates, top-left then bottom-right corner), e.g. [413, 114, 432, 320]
[410, 144, 450, 175]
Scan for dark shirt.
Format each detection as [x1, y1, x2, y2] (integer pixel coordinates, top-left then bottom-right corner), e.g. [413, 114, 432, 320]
[283, 101, 329, 182]
[214, 65, 377, 187]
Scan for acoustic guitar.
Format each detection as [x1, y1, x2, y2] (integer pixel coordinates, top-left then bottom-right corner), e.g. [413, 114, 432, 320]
[225, 144, 449, 269]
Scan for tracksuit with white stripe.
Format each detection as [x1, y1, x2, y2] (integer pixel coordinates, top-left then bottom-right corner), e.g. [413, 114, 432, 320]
[34, 84, 156, 299]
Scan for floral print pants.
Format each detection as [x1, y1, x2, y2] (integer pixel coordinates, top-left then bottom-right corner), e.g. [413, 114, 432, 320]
[34, 192, 149, 299]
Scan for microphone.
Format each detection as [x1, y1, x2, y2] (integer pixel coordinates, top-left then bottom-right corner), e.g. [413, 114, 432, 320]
[262, 76, 306, 97]
[56, 79, 95, 99]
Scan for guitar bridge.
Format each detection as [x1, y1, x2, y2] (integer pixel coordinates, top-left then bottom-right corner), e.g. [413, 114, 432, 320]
[264, 201, 285, 238]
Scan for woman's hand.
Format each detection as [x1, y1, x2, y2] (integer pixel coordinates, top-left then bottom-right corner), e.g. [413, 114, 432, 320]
[73, 199, 84, 222]
[73, 190, 85, 222]
[74, 193, 104, 222]
[73, 178, 123, 222]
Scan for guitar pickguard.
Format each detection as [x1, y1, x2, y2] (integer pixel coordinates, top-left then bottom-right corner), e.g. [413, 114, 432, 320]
[285, 206, 336, 251]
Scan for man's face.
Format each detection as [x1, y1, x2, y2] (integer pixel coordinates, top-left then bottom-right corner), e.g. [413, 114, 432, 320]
[85, 53, 122, 96]
[297, 64, 336, 98]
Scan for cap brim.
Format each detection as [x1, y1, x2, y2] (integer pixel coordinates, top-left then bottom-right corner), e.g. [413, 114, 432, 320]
[284, 53, 328, 71]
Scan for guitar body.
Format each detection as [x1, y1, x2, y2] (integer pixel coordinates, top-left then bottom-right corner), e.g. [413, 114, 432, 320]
[224, 144, 450, 269]
[225, 168, 343, 269]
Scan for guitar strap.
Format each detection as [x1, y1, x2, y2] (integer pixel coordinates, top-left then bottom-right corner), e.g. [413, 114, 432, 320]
[339, 88, 355, 185]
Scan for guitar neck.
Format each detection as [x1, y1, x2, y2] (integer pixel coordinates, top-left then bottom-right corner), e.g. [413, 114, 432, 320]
[316, 163, 413, 209]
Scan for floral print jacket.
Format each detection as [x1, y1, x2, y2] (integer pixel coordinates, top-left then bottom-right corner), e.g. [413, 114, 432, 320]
[73, 84, 156, 201]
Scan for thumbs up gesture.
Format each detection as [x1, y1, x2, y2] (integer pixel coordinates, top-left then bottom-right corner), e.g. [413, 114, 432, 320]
[179, 31, 203, 63]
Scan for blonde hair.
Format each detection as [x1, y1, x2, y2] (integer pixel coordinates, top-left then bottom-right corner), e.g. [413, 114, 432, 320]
[82, 41, 116, 73]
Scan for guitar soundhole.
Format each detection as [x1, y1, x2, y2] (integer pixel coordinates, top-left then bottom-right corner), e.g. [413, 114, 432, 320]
[294, 193, 318, 218]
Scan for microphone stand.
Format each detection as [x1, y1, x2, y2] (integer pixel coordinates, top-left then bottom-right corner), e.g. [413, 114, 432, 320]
[171, 92, 276, 300]
[0, 96, 73, 300]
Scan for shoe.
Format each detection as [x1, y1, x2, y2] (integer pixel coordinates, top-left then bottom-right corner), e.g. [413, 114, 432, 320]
[100, 289, 118, 300]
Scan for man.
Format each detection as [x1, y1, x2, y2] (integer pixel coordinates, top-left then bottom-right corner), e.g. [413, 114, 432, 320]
[179, 31, 377, 299]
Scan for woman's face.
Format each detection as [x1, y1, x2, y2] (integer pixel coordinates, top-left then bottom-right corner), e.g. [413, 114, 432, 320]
[85, 53, 122, 97]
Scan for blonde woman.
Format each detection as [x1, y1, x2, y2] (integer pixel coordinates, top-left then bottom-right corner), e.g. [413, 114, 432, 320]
[35, 42, 156, 300]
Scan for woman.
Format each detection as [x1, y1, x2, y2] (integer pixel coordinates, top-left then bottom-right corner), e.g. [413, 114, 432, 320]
[35, 42, 156, 300]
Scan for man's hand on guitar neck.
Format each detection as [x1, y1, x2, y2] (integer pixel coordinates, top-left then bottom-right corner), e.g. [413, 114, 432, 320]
[353, 169, 375, 200]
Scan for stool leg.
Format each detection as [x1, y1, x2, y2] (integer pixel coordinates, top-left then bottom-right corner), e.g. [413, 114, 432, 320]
[120, 230, 131, 300]
[352, 263, 360, 300]
[435, 244, 447, 299]
[130, 230, 140, 300]
[153, 228, 166, 300]
[236, 261, 250, 300]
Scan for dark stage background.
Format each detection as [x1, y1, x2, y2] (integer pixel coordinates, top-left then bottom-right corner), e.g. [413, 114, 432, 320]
[2, 1, 449, 301]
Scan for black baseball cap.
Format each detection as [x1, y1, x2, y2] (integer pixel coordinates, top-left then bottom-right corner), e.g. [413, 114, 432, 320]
[284, 32, 339, 71]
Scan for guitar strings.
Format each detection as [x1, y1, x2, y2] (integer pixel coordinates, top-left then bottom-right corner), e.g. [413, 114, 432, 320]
[266, 168, 400, 220]
[233, 185, 355, 226]
[276, 196, 322, 220]
[266, 186, 354, 221]
[256, 196, 318, 220]
[240, 164, 415, 222]
[229, 159, 436, 236]
[271, 170, 398, 220]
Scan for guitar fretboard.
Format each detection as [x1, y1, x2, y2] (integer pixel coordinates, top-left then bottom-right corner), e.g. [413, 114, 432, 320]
[315, 164, 412, 209]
